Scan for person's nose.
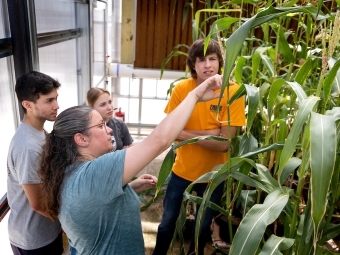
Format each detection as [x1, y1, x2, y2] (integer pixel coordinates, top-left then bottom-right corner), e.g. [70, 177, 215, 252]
[107, 126, 113, 134]
[53, 100, 59, 110]
[205, 59, 211, 67]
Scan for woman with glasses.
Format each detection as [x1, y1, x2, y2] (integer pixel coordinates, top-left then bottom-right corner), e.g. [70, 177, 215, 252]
[38, 74, 224, 255]
[86, 87, 133, 151]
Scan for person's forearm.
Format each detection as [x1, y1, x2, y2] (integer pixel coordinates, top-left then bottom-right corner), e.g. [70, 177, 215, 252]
[176, 129, 221, 141]
[196, 139, 229, 152]
[128, 180, 140, 193]
[35, 208, 55, 220]
[178, 131, 229, 151]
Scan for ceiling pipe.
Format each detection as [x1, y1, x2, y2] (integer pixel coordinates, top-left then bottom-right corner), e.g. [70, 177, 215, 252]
[108, 63, 187, 80]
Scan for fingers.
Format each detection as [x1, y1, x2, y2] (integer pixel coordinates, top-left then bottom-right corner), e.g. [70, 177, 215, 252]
[207, 74, 222, 88]
[139, 174, 158, 184]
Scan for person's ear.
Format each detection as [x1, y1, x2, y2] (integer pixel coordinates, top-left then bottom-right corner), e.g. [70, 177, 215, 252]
[74, 133, 89, 147]
[22, 100, 33, 112]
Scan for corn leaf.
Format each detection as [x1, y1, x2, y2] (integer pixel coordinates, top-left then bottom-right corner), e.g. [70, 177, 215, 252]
[154, 149, 174, 196]
[238, 190, 257, 216]
[258, 235, 294, 255]
[286, 81, 308, 102]
[325, 58, 340, 99]
[310, 112, 337, 248]
[268, 78, 285, 121]
[295, 59, 313, 86]
[277, 97, 319, 180]
[229, 188, 290, 255]
[245, 84, 259, 133]
[279, 157, 301, 185]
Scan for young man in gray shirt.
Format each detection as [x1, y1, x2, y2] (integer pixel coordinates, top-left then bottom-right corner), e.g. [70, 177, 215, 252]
[7, 71, 63, 255]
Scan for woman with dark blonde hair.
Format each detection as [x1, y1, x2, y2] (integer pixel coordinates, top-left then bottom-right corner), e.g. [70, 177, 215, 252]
[87, 87, 133, 150]
[38, 74, 224, 255]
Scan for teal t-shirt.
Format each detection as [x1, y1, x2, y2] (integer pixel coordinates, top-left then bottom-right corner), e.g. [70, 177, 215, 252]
[58, 150, 144, 255]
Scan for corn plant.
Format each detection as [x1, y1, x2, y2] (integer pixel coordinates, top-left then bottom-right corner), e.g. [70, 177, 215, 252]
[156, 1, 340, 254]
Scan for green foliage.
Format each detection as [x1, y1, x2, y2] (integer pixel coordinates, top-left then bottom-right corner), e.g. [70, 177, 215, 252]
[158, 1, 340, 254]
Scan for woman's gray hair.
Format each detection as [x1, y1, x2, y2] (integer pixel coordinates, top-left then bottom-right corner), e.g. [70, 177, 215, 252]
[53, 105, 93, 139]
[38, 105, 94, 220]
[51, 106, 93, 162]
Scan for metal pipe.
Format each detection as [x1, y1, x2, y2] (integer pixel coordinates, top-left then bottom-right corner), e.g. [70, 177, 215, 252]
[108, 63, 186, 80]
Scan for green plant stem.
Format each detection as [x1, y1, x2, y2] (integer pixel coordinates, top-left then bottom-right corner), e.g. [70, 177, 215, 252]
[262, 124, 272, 167]
[273, 22, 282, 77]
[315, 74, 324, 98]
[225, 81, 234, 242]
[289, 166, 306, 238]
[323, 203, 336, 236]
[286, 62, 295, 81]
[323, 169, 340, 234]
[226, 177, 234, 242]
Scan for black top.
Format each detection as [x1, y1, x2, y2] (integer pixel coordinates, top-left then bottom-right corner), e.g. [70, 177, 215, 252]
[106, 118, 133, 150]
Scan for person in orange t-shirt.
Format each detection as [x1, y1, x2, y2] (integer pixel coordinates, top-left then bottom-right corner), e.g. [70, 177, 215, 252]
[153, 39, 246, 255]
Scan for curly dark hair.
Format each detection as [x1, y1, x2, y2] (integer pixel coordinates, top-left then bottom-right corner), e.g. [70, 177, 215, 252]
[15, 71, 61, 113]
[186, 38, 224, 79]
[38, 106, 93, 220]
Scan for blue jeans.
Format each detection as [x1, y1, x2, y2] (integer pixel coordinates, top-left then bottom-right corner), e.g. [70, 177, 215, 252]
[153, 172, 224, 255]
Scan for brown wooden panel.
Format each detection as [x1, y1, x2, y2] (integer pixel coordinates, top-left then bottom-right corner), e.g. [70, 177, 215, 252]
[134, 0, 147, 68]
[152, 0, 170, 68]
[145, 0, 156, 68]
[135, 0, 195, 71]
[171, 0, 189, 71]
[135, 0, 156, 68]
[135, 0, 219, 71]
[135, 0, 338, 71]
[165, 0, 176, 70]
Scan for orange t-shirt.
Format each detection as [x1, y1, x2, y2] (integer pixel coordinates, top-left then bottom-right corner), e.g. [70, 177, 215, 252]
[164, 77, 246, 181]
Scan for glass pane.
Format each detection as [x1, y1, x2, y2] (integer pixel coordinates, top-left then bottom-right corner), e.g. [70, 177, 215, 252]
[35, 0, 76, 33]
[141, 99, 168, 125]
[119, 78, 140, 97]
[0, 0, 10, 38]
[119, 77, 130, 95]
[127, 98, 139, 123]
[39, 40, 78, 132]
[116, 98, 139, 123]
[129, 78, 139, 97]
[156, 79, 172, 99]
[0, 57, 16, 196]
[142, 79, 157, 97]
[93, 9, 105, 62]
[93, 8, 106, 86]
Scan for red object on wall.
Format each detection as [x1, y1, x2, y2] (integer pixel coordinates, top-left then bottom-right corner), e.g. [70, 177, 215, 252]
[115, 107, 125, 122]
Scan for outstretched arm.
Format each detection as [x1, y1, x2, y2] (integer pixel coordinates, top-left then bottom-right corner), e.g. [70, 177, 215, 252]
[123, 74, 223, 185]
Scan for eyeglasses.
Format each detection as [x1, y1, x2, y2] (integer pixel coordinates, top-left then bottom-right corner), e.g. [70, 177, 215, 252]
[79, 121, 108, 133]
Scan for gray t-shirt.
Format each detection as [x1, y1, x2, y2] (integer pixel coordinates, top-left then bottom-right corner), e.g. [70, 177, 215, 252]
[7, 122, 61, 249]
[58, 150, 144, 255]
[107, 118, 133, 150]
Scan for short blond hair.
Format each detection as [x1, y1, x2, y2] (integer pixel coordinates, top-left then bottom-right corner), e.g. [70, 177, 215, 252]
[86, 88, 110, 107]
